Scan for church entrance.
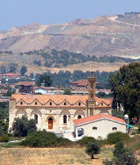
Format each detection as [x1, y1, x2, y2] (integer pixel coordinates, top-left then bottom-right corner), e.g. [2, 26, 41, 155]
[48, 117, 53, 129]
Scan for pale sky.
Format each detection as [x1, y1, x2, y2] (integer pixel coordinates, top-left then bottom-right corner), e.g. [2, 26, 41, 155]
[0, 0, 140, 30]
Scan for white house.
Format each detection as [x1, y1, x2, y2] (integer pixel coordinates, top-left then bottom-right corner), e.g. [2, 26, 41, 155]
[73, 113, 126, 139]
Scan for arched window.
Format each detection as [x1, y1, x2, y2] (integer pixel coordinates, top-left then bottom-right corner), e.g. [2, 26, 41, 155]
[92, 126, 97, 130]
[63, 115, 67, 124]
[112, 127, 117, 131]
[78, 102, 81, 106]
[34, 114, 38, 124]
[64, 102, 66, 106]
[78, 115, 82, 119]
[20, 102, 23, 105]
[50, 102, 52, 106]
[35, 102, 37, 105]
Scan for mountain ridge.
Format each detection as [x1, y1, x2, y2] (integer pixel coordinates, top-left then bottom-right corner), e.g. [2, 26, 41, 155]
[1, 12, 140, 58]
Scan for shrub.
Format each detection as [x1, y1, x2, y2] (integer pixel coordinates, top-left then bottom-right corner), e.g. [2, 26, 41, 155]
[85, 142, 100, 159]
[12, 116, 37, 137]
[0, 134, 9, 142]
[138, 122, 140, 133]
[76, 136, 96, 146]
[103, 142, 139, 165]
[21, 130, 73, 147]
[113, 141, 127, 158]
[106, 132, 130, 144]
[57, 137, 73, 147]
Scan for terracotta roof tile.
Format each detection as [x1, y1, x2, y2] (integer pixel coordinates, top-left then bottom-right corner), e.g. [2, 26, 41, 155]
[18, 81, 35, 86]
[73, 113, 126, 126]
[2, 73, 20, 77]
[71, 80, 88, 86]
[11, 94, 112, 107]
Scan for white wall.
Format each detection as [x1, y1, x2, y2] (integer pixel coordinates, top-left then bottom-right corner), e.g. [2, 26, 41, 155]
[75, 119, 126, 139]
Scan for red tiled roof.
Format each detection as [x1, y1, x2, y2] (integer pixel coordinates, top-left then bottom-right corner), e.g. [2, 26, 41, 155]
[73, 113, 126, 126]
[11, 94, 112, 107]
[71, 80, 88, 86]
[71, 86, 88, 92]
[18, 81, 35, 86]
[2, 73, 20, 77]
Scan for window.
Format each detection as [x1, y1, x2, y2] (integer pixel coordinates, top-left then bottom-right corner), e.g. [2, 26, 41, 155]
[112, 127, 117, 131]
[35, 102, 37, 105]
[78, 128, 84, 137]
[63, 115, 67, 124]
[101, 102, 103, 106]
[78, 115, 82, 119]
[20, 102, 23, 105]
[34, 114, 38, 124]
[50, 102, 52, 106]
[92, 126, 97, 130]
[64, 102, 66, 106]
[78, 102, 81, 106]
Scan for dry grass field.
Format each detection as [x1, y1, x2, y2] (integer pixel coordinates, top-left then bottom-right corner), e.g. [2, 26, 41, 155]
[0, 146, 113, 165]
[27, 62, 127, 75]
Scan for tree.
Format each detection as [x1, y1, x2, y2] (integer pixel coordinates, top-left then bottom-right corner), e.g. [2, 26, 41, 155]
[113, 142, 138, 165]
[12, 116, 37, 137]
[9, 63, 18, 73]
[85, 142, 100, 159]
[113, 142, 127, 158]
[20, 65, 27, 76]
[103, 142, 138, 165]
[36, 73, 53, 87]
[0, 65, 6, 74]
[110, 63, 140, 120]
[64, 88, 72, 95]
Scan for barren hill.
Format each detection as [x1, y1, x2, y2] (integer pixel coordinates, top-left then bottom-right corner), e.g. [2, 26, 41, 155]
[1, 12, 140, 58]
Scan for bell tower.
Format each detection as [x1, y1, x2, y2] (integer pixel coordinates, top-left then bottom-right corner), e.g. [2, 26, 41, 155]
[87, 71, 96, 116]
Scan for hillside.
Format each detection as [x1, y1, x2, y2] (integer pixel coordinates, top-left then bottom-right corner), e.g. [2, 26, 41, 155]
[0, 50, 134, 74]
[1, 12, 140, 58]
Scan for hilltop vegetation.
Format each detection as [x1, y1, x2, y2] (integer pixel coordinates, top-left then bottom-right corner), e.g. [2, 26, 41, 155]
[24, 49, 138, 68]
[117, 12, 140, 25]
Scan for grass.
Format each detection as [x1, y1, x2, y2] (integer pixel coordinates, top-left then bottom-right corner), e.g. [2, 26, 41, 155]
[0, 146, 114, 165]
[0, 142, 20, 148]
[9, 136, 25, 141]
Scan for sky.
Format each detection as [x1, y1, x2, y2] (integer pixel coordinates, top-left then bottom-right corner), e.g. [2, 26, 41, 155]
[0, 0, 140, 30]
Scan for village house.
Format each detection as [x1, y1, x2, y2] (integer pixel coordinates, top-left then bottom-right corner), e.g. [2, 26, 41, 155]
[17, 81, 35, 93]
[73, 113, 126, 139]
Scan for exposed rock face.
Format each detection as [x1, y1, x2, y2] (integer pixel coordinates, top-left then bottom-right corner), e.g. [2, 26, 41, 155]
[1, 13, 140, 58]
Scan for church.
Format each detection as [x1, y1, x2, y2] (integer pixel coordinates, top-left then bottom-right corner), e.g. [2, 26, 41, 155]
[9, 72, 113, 134]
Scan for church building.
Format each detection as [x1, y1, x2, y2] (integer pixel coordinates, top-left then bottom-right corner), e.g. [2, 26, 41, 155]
[9, 72, 112, 133]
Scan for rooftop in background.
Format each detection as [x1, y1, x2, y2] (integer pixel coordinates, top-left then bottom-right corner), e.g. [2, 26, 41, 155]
[73, 113, 125, 126]
[2, 73, 20, 78]
[18, 81, 35, 86]
[71, 80, 88, 87]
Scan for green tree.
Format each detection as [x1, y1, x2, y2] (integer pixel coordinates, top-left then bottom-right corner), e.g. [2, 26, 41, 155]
[110, 62, 140, 120]
[103, 142, 138, 165]
[138, 121, 140, 133]
[113, 142, 127, 158]
[85, 142, 100, 159]
[0, 120, 8, 135]
[36, 73, 52, 87]
[64, 88, 72, 95]
[9, 63, 18, 73]
[12, 116, 37, 137]
[20, 65, 27, 76]
[113, 142, 138, 165]
[0, 65, 6, 74]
